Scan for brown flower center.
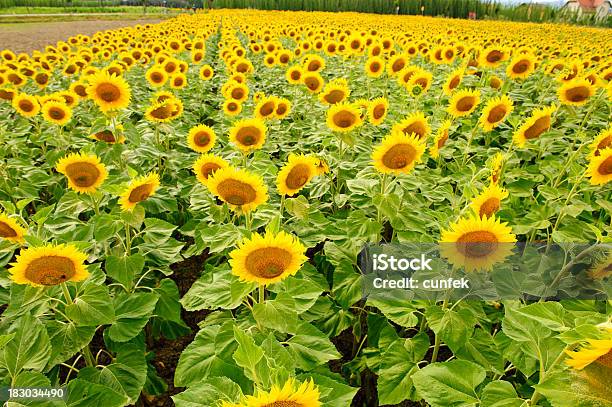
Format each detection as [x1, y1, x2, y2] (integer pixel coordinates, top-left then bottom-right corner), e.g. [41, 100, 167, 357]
[332, 111, 357, 128]
[49, 107, 66, 120]
[231, 88, 245, 100]
[487, 105, 507, 124]
[565, 86, 590, 103]
[96, 83, 121, 103]
[307, 60, 321, 71]
[456, 96, 476, 112]
[324, 90, 345, 104]
[244, 247, 292, 279]
[524, 115, 551, 139]
[401, 122, 427, 139]
[598, 156, 612, 176]
[259, 101, 275, 116]
[290, 70, 301, 81]
[199, 163, 221, 180]
[512, 60, 530, 74]
[65, 162, 101, 188]
[24, 256, 76, 286]
[392, 59, 405, 73]
[285, 163, 311, 189]
[236, 126, 261, 146]
[596, 350, 612, 368]
[456, 231, 499, 258]
[448, 76, 460, 90]
[151, 72, 164, 83]
[94, 130, 117, 142]
[304, 76, 320, 91]
[19, 100, 34, 113]
[478, 198, 500, 218]
[194, 131, 211, 147]
[217, 179, 257, 205]
[486, 50, 503, 63]
[0, 221, 18, 238]
[150, 104, 173, 120]
[382, 143, 416, 169]
[370, 62, 381, 72]
[128, 183, 154, 203]
[437, 130, 449, 148]
[373, 104, 386, 120]
[594, 136, 611, 156]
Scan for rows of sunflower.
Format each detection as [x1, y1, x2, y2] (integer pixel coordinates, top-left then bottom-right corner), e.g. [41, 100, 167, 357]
[0, 9, 611, 407]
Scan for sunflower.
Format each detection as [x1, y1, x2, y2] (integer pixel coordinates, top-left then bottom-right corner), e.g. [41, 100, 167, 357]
[319, 80, 350, 105]
[199, 64, 214, 81]
[303, 54, 325, 72]
[448, 89, 481, 117]
[187, 124, 216, 153]
[207, 167, 268, 213]
[470, 184, 509, 219]
[227, 378, 320, 407]
[229, 118, 267, 152]
[479, 47, 508, 68]
[478, 95, 514, 132]
[90, 129, 125, 144]
[558, 78, 595, 106]
[0, 212, 26, 243]
[315, 158, 330, 175]
[513, 105, 556, 147]
[56, 152, 108, 194]
[276, 154, 319, 196]
[368, 97, 389, 126]
[119, 172, 160, 211]
[229, 232, 307, 285]
[365, 56, 385, 78]
[42, 101, 72, 126]
[286, 66, 303, 84]
[590, 127, 612, 157]
[387, 54, 408, 76]
[489, 153, 505, 185]
[145, 100, 176, 123]
[506, 54, 536, 79]
[302, 72, 324, 93]
[443, 69, 463, 96]
[372, 131, 426, 175]
[145, 65, 168, 88]
[565, 337, 612, 370]
[275, 98, 292, 120]
[255, 96, 278, 120]
[227, 82, 249, 103]
[489, 75, 503, 90]
[12, 93, 40, 118]
[406, 68, 433, 94]
[440, 215, 516, 272]
[223, 100, 242, 117]
[392, 111, 431, 140]
[326, 103, 362, 132]
[193, 153, 229, 186]
[87, 71, 131, 112]
[429, 120, 452, 159]
[9, 243, 89, 287]
[170, 73, 187, 89]
[587, 148, 612, 186]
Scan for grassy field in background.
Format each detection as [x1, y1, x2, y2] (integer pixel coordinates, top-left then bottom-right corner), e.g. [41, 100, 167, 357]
[0, 6, 169, 14]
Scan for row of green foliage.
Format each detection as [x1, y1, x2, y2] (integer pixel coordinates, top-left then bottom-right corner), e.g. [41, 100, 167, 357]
[0, 0, 190, 9]
[207, 0, 610, 27]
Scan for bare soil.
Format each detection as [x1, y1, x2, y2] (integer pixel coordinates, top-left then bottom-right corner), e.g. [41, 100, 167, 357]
[0, 19, 162, 54]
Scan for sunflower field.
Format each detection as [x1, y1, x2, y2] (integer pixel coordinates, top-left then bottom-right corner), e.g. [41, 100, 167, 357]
[0, 9, 611, 407]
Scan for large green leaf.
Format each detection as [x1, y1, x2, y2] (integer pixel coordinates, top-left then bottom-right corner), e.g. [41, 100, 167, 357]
[172, 377, 243, 407]
[46, 321, 96, 368]
[535, 365, 612, 407]
[65, 282, 114, 326]
[252, 293, 299, 334]
[106, 292, 159, 343]
[412, 360, 486, 407]
[286, 321, 341, 370]
[232, 326, 264, 382]
[0, 314, 51, 378]
[78, 344, 147, 404]
[180, 266, 255, 311]
[105, 254, 145, 291]
[481, 381, 527, 407]
[65, 379, 128, 407]
[368, 293, 419, 328]
[426, 305, 476, 351]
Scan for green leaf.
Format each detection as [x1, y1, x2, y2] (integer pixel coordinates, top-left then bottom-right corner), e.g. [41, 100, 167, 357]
[78, 344, 147, 404]
[253, 293, 299, 334]
[481, 381, 526, 407]
[105, 254, 145, 291]
[332, 260, 363, 309]
[0, 314, 51, 378]
[46, 321, 96, 368]
[172, 377, 243, 407]
[232, 326, 265, 382]
[287, 321, 341, 370]
[174, 322, 248, 389]
[154, 279, 183, 323]
[368, 293, 419, 328]
[107, 292, 159, 343]
[302, 372, 359, 407]
[535, 365, 612, 407]
[377, 336, 426, 405]
[120, 205, 145, 228]
[65, 282, 115, 326]
[426, 305, 475, 351]
[180, 266, 255, 311]
[65, 379, 128, 407]
[412, 360, 486, 407]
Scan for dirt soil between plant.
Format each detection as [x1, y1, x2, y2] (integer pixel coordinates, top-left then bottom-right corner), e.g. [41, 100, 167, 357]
[0, 19, 162, 54]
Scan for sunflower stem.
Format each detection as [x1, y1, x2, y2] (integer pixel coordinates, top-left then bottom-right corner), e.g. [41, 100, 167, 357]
[60, 282, 72, 304]
[529, 344, 572, 406]
[279, 194, 286, 219]
[461, 126, 478, 165]
[89, 193, 100, 216]
[258, 284, 265, 303]
[81, 344, 95, 368]
[124, 222, 132, 255]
